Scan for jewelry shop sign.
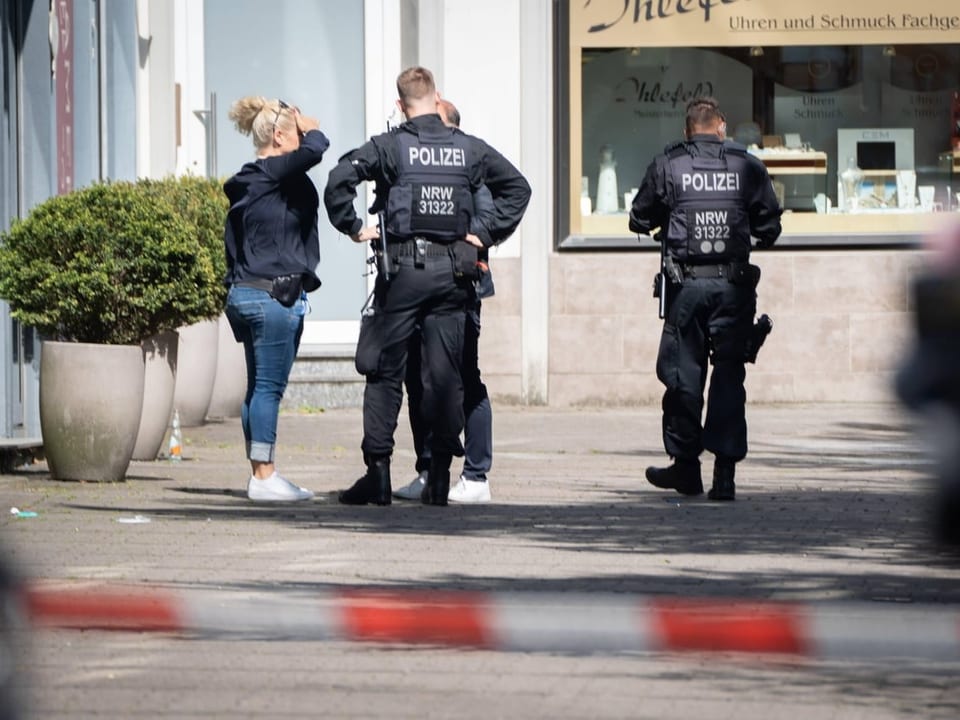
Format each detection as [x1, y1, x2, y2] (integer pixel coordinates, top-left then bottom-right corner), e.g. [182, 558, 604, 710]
[573, 0, 960, 47]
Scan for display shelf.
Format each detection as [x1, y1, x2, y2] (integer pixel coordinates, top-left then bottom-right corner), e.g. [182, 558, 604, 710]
[755, 151, 828, 211]
[752, 151, 828, 175]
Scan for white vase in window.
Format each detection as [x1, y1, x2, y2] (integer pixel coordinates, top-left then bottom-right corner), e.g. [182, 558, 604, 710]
[595, 145, 620, 214]
[896, 170, 916, 210]
[580, 176, 592, 216]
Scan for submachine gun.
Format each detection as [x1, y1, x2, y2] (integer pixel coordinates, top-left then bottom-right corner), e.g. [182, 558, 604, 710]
[367, 109, 401, 283]
[651, 231, 682, 319]
[371, 212, 390, 281]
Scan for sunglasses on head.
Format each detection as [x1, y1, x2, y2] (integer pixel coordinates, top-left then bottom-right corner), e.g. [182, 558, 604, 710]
[273, 99, 291, 130]
[273, 98, 300, 130]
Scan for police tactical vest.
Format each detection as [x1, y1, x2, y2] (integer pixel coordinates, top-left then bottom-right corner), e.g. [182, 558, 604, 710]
[665, 142, 751, 263]
[386, 126, 474, 242]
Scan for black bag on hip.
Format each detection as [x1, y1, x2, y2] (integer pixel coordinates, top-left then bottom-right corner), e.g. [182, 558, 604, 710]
[270, 274, 304, 307]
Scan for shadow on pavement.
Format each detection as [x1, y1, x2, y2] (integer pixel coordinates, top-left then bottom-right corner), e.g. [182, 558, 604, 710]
[58, 479, 960, 603]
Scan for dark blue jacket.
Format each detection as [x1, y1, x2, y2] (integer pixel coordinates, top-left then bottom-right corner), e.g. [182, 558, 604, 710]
[223, 129, 330, 290]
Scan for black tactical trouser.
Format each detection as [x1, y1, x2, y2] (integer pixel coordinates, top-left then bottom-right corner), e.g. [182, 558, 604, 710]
[656, 277, 756, 462]
[406, 297, 492, 479]
[357, 249, 473, 461]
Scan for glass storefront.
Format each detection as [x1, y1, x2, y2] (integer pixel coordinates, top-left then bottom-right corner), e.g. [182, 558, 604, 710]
[562, 1, 960, 246]
[0, 0, 139, 438]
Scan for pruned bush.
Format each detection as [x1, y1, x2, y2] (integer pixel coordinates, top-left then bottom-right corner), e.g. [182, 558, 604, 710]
[0, 179, 227, 345]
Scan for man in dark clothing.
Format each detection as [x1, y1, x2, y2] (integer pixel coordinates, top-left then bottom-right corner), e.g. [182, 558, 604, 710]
[324, 66, 531, 506]
[396, 99, 497, 504]
[629, 96, 781, 501]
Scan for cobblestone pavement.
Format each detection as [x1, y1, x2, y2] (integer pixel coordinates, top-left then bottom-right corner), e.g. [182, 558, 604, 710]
[1, 403, 959, 719]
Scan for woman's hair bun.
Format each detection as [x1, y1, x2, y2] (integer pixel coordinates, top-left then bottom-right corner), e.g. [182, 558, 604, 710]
[228, 96, 269, 136]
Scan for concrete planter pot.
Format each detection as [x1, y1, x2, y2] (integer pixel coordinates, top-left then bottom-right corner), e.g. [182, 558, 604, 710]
[205, 313, 246, 421]
[39, 341, 145, 482]
[131, 331, 180, 461]
[173, 319, 219, 428]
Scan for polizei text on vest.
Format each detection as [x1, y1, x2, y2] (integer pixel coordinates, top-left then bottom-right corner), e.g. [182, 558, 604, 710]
[681, 171, 741, 192]
[408, 146, 467, 167]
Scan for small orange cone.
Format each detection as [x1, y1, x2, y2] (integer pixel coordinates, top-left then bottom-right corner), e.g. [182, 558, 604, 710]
[168, 409, 182, 462]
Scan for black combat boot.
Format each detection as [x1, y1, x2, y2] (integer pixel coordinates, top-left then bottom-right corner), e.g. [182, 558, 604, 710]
[708, 457, 736, 501]
[421, 453, 452, 506]
[645, 458, 703, 496]
[339, 455, 392, 505]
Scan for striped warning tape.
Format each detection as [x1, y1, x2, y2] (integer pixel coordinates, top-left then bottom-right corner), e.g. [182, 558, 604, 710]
[20, 585, 960, 660]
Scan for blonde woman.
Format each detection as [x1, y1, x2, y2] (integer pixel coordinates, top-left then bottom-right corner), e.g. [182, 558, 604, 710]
[223, 97, 329, 502]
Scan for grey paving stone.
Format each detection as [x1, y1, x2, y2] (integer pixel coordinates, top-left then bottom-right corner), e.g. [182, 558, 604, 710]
[1, 403, 958, 718]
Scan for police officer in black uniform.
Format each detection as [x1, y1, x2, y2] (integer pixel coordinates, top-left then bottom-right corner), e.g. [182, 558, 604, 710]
[398, 99, 499, 504]
[324, 66, 531, 506]
[629, 97, 781, 501]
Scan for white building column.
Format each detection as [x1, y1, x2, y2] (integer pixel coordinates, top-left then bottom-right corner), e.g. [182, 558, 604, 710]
[135, 0, 151, 178]
[519, 0, 552, 405]
[364, 0, 404, 145]
[361, 0, 405, 304]
[136, 0, 177, 179]
[415, 0, 444, 87]
[173, 0, 206, 176]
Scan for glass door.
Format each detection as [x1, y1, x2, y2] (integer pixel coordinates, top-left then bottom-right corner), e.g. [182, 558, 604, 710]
[203, 0, 369, 346]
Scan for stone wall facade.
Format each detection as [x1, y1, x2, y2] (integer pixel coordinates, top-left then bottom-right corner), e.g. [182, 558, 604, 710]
[480, 250, 925, 406]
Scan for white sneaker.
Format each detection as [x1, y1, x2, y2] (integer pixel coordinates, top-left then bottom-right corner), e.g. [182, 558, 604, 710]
[393, 470, 427, 500]
[448, 476, 492, 504]
[247, 473, 314, 503]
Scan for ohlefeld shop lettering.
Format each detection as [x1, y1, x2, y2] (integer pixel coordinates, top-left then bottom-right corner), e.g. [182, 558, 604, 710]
[585, 0, 746, 32]
[615, 78, 715, 111]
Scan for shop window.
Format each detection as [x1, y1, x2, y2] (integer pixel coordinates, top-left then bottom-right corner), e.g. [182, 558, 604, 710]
[563, 1, 960, 247]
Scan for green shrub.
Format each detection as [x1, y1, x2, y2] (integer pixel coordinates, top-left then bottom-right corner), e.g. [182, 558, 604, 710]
[0, 179, 226, 345]
[139, 175, 228, 314]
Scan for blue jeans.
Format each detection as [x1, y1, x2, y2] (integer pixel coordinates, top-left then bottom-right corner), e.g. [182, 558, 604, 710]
[225, 286, 304, 462]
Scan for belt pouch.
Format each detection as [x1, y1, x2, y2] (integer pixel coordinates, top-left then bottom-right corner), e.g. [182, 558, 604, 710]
[730, 263, 761, 288]
[452, 241, 480, 280]
[271, 274, 304, 307]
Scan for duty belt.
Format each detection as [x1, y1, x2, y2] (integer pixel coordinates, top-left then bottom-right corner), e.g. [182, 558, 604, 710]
[681, 263, 738, 280]
[389, 238, 452, 257]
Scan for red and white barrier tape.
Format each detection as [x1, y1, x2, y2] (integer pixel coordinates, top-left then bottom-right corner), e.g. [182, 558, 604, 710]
[20, 585, 960, 660]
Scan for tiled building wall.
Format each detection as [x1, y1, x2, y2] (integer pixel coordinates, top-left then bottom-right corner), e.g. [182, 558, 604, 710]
[481, 251, 926, 406]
